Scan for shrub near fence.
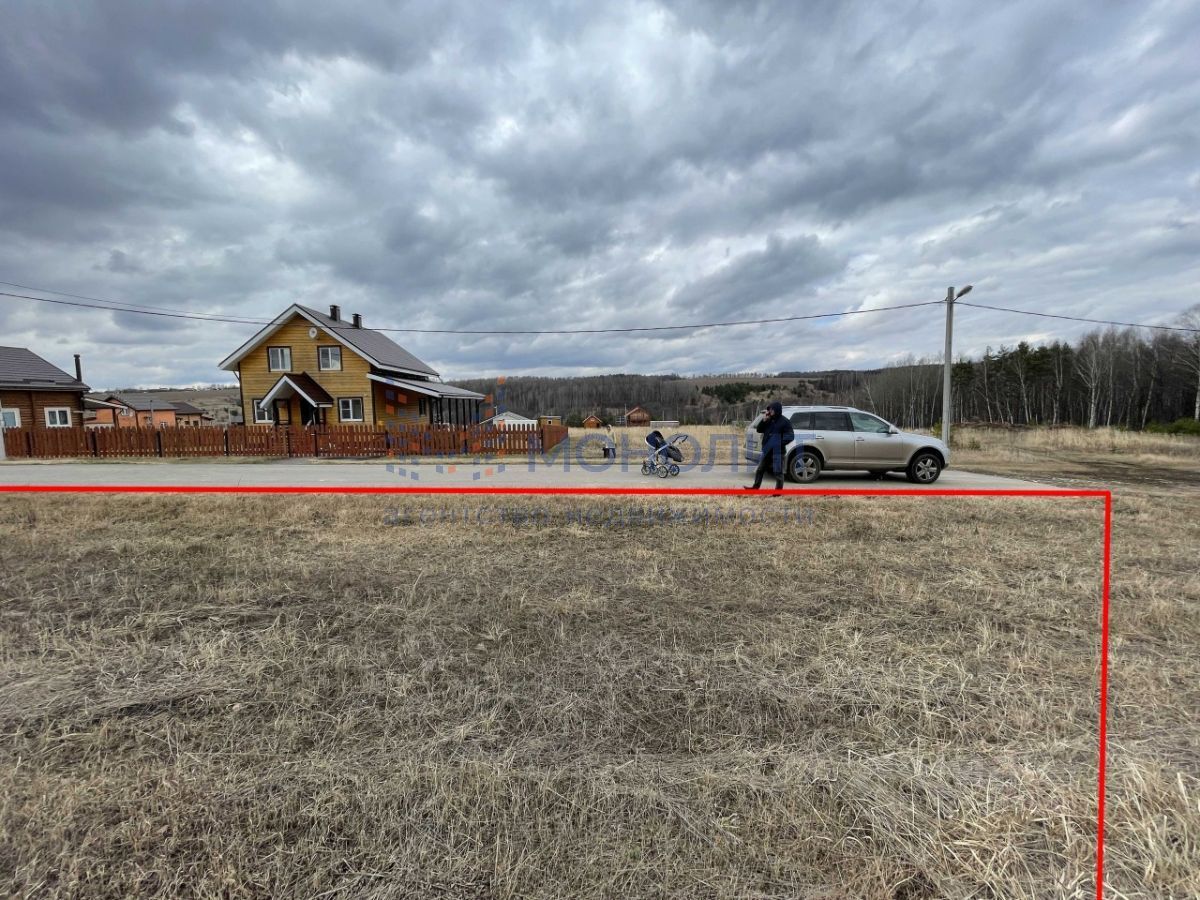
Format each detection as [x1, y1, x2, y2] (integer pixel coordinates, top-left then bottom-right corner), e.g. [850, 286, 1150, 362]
[1, 422, 570, 460]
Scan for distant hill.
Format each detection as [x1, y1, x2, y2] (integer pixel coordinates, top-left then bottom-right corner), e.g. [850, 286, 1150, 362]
[99, 386, 242, 424]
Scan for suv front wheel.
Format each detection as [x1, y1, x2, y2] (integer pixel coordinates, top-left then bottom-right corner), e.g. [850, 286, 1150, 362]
[789, 449, 822, 483]
[906, 451, 943, 484]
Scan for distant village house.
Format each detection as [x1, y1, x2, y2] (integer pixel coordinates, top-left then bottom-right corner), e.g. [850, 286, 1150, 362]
[623, 406, 652, 426]
[480, 410, 536, 426]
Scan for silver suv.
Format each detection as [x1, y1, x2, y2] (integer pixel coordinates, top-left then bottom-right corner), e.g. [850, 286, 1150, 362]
[744, 405, 950, 483]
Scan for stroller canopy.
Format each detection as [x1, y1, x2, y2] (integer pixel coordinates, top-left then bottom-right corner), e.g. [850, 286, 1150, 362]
[645, 430, 666, 449]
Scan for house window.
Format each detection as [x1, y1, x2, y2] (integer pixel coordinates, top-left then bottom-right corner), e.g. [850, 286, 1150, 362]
[318, 346, 342, 371]
[1, 409, 20, 428]
[251, 398, 274, 424]
[338, 397, 364, 422]
[268, 346, 292, 372]
[45, 408, 72, 428]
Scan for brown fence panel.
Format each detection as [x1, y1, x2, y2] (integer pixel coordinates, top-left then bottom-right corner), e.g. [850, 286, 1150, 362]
[93, 427, 161, 458]
[159, 426, 227, 457]
[542, 424, 568, 453]
[26, 427, 92, 458]
[2, 427, 32, 458]
[316, 425, 389, 458]
[226, 426, 289, 457]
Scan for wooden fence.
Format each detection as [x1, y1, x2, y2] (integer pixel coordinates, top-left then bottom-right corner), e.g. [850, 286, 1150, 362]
[1, 422, 570, 461]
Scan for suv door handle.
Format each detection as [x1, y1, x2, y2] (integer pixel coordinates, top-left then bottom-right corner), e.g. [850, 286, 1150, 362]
[855, 437, 865, 441]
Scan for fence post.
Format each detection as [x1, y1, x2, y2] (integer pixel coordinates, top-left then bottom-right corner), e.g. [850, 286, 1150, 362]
[314, 429, 320, 458]
[26, 430, 33, 457]
[155, 429, 164, 458]
[224, 428, 230, 457]
[90, 429, 98, 458]
[284, 427, 291, 457]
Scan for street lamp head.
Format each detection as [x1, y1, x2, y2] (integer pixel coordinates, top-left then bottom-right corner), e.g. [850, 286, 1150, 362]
[956, 285, 974, 299]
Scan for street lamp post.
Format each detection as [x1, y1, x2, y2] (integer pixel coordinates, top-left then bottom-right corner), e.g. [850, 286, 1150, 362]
[941, 285, 973, 445]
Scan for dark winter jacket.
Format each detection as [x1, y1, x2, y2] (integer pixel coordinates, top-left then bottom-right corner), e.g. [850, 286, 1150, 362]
[756, 401, 795, 468]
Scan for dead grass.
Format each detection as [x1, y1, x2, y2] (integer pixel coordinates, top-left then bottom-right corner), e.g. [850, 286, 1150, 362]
[1, 489, 1197, 898]
[948, 426, 1200, 489]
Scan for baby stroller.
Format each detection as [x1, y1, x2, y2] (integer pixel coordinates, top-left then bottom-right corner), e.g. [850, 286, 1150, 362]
[641, 430, 686, 478]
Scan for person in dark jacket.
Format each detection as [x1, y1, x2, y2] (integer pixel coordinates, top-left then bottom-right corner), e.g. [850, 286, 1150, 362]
[745, 400, 794, 491]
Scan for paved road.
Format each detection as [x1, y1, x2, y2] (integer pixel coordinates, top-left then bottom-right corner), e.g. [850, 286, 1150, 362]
[0, 460, 1050, 490]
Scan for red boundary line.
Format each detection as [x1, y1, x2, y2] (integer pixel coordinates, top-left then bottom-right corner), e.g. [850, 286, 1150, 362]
[0, 484, 1107, 497]
[0, 483, 1113, 897]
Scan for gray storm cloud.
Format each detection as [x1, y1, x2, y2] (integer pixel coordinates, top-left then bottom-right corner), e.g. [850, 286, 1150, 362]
[0, 0, 1197, 387]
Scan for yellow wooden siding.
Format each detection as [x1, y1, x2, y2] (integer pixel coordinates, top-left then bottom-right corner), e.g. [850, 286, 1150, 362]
[237, 314, 375, 424]
[373, 381, 425, 427]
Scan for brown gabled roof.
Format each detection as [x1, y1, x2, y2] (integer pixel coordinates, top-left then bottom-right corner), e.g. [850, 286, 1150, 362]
[0, 346, 89, 391]
[219, 305, 439, 378]
[296, 306, 438, 377]
[259, 373, 335, 410]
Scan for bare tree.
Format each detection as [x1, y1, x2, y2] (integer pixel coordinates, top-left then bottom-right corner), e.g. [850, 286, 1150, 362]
[1074, 333, 1105, 428]
[1177, 305, 1200, 421]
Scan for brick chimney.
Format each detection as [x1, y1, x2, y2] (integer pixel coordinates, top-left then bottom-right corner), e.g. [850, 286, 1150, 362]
[352, 313, 362, 328]
[329, 304, 341, 322]
[74, 354, 82, 383]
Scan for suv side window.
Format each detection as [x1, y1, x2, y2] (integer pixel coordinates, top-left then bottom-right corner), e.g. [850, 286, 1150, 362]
[849, 412, 891, 433]
[813, 411, 852, 431]
[789, 411, 813, 428]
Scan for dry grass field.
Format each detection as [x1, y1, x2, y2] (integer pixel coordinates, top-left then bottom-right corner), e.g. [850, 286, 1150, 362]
[1, 477, 1197, 898]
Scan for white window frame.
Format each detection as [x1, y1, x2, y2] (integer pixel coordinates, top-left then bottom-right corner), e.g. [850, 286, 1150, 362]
[1, 408, 20, 428]
[318, 346, 342, 371]
[251, 398, 274, 424]
[338, 397, 364, 422]
[45, 407, 72, 428]
[267, 346, 292, 372]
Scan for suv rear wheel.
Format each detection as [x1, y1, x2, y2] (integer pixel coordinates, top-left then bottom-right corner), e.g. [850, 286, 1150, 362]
[789, 449, 822, 483]
[906, 451, 943, 484]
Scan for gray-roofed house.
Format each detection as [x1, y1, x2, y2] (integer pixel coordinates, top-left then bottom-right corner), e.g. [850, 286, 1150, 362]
[0, 346, 90, 430]
[218, 304, 485, 427]
[171, 400, 216, 427]
[89, 394, 179, 428]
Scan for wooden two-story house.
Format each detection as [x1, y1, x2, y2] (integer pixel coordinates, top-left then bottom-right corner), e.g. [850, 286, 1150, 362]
[0, 346, 89, 430]
[219, 304, 484, 427]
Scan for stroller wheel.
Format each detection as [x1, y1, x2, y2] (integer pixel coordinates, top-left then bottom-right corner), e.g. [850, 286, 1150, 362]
[656, 464, 670, 478]
[640, 462, 651, 476]
[668, 464, 680, 476]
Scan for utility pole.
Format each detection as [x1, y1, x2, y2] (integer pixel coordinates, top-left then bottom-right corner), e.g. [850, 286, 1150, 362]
[942, 287, 954, 445]
[942, 284, 973, 445]
[0, 401, 6, 460]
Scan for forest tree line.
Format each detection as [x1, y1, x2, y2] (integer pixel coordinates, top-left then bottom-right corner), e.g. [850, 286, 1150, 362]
[828, 320, 1200, 431]
[456, 311, 1200, 431]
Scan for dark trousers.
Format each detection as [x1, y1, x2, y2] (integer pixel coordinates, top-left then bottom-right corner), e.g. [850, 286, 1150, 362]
[751, 450, 784, 490]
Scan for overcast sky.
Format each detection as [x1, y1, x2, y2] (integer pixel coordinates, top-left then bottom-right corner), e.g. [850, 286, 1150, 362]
[1, 0, 1198, 389]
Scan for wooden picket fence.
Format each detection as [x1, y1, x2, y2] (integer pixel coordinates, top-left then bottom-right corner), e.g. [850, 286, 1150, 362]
[1, 422, 570, 460]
